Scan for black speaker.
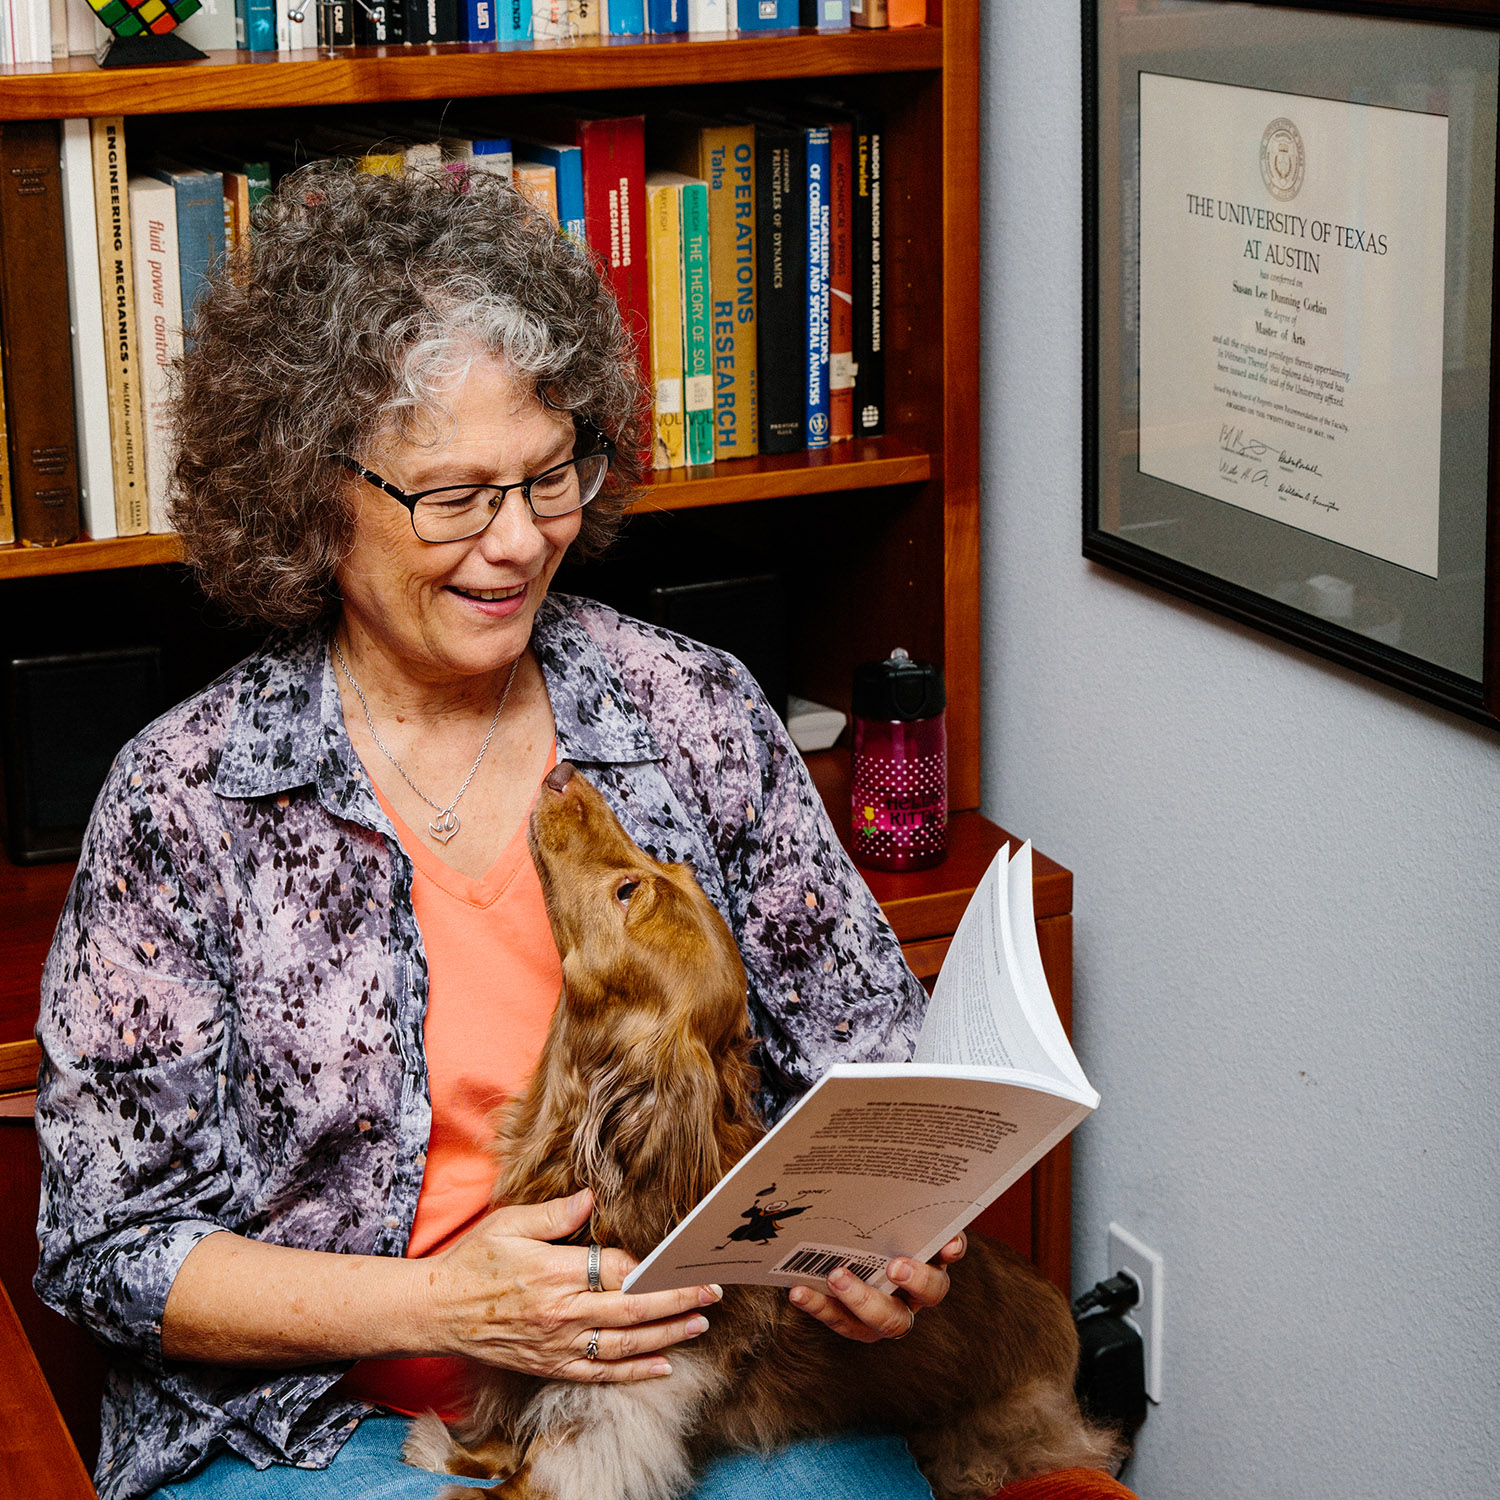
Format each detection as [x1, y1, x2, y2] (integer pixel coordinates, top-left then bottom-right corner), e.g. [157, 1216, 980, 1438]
[2, 648, 166, 864]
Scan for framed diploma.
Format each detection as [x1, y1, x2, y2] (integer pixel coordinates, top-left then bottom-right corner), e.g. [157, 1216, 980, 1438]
[1085, 0, 1500, 729]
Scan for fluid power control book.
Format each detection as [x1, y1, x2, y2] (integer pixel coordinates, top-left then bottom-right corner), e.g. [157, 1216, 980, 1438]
[625, 841, 1100, 1294]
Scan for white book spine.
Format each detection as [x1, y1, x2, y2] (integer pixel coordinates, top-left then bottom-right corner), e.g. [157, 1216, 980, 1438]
[64, 0, 105, 55]
[177, 0, 240, 52]
[48, 0, 66, 57]
[688, 0, 727, 30]
[533, 0, 569, 40]
[127, 176, 184, 536]
[275, 0, 289, 49]
[59, 119, 117, 541]
[28, 0, 50, 63]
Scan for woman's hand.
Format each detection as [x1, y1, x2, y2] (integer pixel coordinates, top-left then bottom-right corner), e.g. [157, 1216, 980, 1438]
[424, 1188, 722, 1382]
[786, 1233, 966, 1344]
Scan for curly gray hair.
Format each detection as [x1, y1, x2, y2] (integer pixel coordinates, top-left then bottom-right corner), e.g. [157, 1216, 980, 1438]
[171, 160, 650, 629]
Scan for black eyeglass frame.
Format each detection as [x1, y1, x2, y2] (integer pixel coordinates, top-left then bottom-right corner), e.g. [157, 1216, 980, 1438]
[331, 429, 618, 542]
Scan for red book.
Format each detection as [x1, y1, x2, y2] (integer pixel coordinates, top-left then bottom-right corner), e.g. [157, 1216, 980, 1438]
[827, 120, 854, 444]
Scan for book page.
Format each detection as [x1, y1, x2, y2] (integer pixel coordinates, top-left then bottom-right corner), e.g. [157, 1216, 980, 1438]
[625, 1065, 1091, 1295]
[914, 842, 1078, 1088]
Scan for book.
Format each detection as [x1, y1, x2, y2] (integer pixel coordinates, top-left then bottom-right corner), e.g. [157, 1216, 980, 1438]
[514, 142, 585, 245]
[826, 118, 853, 442]
[185, 148, 271, 257]
[178, 0, 240, 50]
[385, 0, 409, 43]
[128, 175, 183, 536]
[0, 120, 80, 547]
[354, 0, 391, 42]
[89, 118, 148, 538]
[849, 0, 882, 25]
[799, 0, 848, 25]
[317, 0, 354, 44]
[753, 120, 805, 455]
[735, 0, 793, 27]
[146, 161, 226, 341]
[531, 0, 565, 38]
[497, 0, 531, 39]
[570, 0, 602, 35]
[442, 128, 514, 180]
[514, 160, 559, 222]
[235, 0, 274, 48]
[625, 841, 1099, 1294]
[655, 118, 758, 459]
[645, 173, 685, 469]
[59, 117, 116, 542]
[608, 0, 644, 32]
[803, 122, 831, 451]
[648, 0, 685, 32]
[852, 109, 883, 436]
[678, 175, 713, 465]
[686, 0, 727, 29]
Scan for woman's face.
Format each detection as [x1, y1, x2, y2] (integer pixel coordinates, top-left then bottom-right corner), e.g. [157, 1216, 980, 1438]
[335, 353, 584, 687]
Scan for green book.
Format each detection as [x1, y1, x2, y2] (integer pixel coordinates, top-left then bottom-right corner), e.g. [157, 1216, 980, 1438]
[680, 178, 714, 467]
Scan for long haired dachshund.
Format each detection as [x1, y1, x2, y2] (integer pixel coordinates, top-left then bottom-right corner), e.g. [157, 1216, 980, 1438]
[404, 763, 1118, 1500]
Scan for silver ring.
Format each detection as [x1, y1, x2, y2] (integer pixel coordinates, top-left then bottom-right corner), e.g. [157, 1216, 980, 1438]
[585, 1328, 601, 1361]
[890, 1305, 916, 1341]
[587, 1241, 604, 1293]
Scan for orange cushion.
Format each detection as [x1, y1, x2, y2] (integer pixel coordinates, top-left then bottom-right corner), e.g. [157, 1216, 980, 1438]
[993, 1469, 1140, 1500]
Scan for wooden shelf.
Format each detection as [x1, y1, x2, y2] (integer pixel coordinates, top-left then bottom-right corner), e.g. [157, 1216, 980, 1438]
[0, 442, 929, 577]
[0, 30, 943, 121]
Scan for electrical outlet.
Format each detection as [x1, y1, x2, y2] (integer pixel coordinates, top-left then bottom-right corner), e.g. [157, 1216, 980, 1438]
[1107, 1222, 1163, 1402]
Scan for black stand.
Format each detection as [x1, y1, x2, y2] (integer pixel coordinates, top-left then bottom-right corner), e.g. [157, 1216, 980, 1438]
[94, 32, 209, 68]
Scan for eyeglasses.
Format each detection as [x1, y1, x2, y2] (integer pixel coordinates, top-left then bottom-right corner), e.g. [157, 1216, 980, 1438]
[332, 431, 616, 544]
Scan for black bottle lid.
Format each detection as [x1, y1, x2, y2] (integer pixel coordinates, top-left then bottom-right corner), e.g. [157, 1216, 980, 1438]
[852, 648, 946, 722]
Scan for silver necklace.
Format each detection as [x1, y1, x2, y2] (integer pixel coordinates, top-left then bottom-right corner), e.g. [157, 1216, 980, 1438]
[332, 638, 520, 846]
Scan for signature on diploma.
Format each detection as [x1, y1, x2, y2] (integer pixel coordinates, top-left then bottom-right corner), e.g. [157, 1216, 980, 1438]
[1219, 425, 1324, 478]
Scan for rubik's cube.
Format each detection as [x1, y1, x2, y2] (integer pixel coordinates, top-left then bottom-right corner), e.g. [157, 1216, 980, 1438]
[87, 0, 202, 38]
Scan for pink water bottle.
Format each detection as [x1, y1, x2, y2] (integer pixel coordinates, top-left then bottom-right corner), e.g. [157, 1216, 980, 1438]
[850, 648, 947, 872]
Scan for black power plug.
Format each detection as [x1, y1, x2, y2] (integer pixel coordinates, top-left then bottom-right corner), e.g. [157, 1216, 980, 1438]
[1073, 1273, 1147, 1455]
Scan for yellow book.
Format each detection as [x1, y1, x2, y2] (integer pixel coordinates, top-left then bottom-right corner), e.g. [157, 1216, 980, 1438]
[645, 175, 686, 470]
[514, 162, 559, 224]
[89, 117, 149, 538]
[358, 150, 405, 177]
[569, 0, 601, 35]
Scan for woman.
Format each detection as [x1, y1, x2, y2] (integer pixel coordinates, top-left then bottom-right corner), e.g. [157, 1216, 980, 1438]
[33, 165, 962, 1500]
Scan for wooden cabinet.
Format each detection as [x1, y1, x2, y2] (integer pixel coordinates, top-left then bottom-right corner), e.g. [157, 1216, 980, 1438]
[0, 12, 1077, 1481]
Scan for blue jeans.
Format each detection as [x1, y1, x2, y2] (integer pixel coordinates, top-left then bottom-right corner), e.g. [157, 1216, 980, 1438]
[150, 1414, 934, 1500]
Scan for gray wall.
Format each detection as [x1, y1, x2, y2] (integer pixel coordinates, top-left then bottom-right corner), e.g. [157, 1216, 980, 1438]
[980, 5, 1500, 1495]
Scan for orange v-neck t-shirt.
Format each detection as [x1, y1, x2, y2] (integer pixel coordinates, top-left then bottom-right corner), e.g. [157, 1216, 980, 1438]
[338, 749, 563, 1419]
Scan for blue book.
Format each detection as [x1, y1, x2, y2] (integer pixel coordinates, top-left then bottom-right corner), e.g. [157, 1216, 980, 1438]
[804, 125, 831, 451]
[497, 0, 531, 38]
[235, 0, 274, 49]
[149, 161, 227, 341]
[648, 0, 687, 30]
[610, 0, 646, 32]
[461, 0, 495, 41]
[517, 142, 586, 246]
[798, 0, 849, 26]
[735, 0, 794, 28]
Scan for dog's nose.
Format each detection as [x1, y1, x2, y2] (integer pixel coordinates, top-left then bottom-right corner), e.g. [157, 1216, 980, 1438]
[544, 761, 576, 793]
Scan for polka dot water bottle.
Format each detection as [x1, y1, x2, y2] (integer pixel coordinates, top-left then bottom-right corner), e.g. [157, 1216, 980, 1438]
[850, 648, 947, 872]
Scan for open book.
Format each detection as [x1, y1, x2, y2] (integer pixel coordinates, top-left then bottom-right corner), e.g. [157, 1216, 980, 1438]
[624, 841, 1099, 1294]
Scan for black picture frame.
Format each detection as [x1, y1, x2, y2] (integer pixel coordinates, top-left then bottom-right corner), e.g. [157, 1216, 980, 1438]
[1083, 0, 1500, 729]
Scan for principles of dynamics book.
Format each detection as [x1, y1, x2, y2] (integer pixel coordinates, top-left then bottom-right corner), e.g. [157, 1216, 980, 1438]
[626, 841, 1099, 1294]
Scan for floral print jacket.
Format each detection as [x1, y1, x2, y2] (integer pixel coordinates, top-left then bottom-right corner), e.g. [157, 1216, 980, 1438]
[33, 593, 926, 1500]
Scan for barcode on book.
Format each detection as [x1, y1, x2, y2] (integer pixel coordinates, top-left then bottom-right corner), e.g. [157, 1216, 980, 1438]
[770, 1243, 888, 1285]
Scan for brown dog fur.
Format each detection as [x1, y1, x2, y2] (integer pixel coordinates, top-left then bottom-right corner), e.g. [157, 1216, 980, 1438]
[402, 764, 1119, 1500]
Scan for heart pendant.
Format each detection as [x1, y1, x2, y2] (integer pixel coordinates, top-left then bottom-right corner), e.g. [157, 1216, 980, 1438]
[429, 809, 460, 844]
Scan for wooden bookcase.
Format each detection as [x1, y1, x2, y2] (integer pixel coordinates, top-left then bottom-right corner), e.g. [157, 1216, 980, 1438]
[0, 13, 1077, 1484]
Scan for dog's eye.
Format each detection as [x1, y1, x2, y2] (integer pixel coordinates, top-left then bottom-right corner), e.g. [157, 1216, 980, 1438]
[615, 880, 641, 904]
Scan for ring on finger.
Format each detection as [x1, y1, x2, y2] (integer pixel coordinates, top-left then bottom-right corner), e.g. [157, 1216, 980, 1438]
[585, 1329, 601, 1361]
[587, 1241, 604, 1294]
[890, 1305, 916, 1341]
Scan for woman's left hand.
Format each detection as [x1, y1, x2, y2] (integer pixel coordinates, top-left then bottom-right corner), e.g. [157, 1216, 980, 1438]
[787, 1233, 966, 1343]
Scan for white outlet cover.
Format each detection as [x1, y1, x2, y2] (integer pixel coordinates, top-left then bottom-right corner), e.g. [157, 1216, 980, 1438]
[1107, 1222, 1163, 1403]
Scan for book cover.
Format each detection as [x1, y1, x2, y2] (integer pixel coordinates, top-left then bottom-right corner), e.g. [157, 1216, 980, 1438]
[89, 118, 148, 537]
[853, 111, 883, 436]
[686, 0, 726, 28]
[515, 143, 585, 245]
[679, 177, 712, 466]
[407, 0, 459, 42]
[754, 121, 805, 455]
[317, 0, 354, 44]
[647, 0, 685, 31]
[386, 0, 409, 42]
[59, 117, 115, 542]
[177, 0, 239, 50]
[570, 0, 602, 35]
[235, 0, 274, 48]
[849, 0, 883, 26]
[656, 118, 758, 458]
[355, 0, 391, 41]
[608, 0, 643, 32]
[514, 161, 559, 223]
[625, 843, 1098, 1294]
[531, 0, 565, 38]
[799, 0, 848, 25]
[735, 0, 793, 27]
[147, 161, 226, 340]
[0, 121, 80, 546]
[803, 124, 831, 451]
[128, 175, 183, 536]
[497, 0, 531, 38]
[826, 119, 853, 442]
[644, 174, 685, 470]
